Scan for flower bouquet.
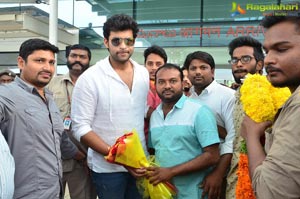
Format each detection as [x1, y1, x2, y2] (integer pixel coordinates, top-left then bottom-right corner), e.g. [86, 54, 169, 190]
[105, 129, 177, 199]
[237, 74, 291, 199]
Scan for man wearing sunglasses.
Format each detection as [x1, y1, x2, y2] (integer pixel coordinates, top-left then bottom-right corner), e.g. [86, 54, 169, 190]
[71, 14, 149, 199]
[226, 36, 264, 199]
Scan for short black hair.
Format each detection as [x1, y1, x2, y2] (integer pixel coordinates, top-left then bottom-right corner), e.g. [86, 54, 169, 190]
[228, 36, 264, 62]
[144, 45, 168, 64]
[19, 38, 59, 62]
[261, 16, 300, 32]
[183, 51, 215, 70]
[155, 63, 183, 82]
[66, 44, 92, 61]
[103, 14, 139, 39]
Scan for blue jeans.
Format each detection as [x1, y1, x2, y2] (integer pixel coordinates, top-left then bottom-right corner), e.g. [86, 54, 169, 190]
[91, 171, 142, 199]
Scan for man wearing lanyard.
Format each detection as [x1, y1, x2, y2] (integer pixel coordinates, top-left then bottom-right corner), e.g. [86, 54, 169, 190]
[48, 44, 97, 199]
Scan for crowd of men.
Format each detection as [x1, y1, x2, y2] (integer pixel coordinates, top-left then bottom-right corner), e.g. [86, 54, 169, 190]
[0, 15, 299, 199]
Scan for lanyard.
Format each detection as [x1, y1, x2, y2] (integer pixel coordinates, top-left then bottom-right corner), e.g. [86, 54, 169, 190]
[65, 81, 71, 105]
[65, 81, 72, 116]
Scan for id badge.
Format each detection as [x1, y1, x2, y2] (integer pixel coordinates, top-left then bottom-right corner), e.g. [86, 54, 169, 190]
[63, 116, 72, 130]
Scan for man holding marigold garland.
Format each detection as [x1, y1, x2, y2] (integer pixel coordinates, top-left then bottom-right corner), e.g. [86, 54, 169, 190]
[240, 16, 300, 198]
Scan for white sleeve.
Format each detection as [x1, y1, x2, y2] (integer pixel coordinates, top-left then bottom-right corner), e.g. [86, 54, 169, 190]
[219, 93, 235, 155]
[71, 74, 97, 141]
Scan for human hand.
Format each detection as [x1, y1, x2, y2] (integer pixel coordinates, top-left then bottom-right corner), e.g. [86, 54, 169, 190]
[146, 166, 173, 185]
[200, 172, 223, 199]
[125, 166, 147, 178]
[73, 150, 86, 161]
[240, 115, 272, 139]
[217, 125, 227, 140]
[230, 82, 241, 90]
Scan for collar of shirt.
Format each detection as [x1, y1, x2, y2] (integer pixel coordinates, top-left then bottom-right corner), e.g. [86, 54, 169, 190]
[14, 76, 52, 97]
[102, 57, 138, 81]
[156, 94, 186, 114]
[190, 80, 218, 97]
[61, 72, 73, 84]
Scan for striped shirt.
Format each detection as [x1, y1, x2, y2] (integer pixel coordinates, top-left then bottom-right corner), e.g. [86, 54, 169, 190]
[0, 131, 14, 199]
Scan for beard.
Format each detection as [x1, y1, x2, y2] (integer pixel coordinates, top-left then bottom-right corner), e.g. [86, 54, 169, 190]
[269, 76, 300, 89]
[157, 89, 183, 104]
[109, 50, 133, 64]
[35, 71, 52, 88]
[183, 87, 190, 92]
[233, 75, 242, 84]
[233, 67, 257, 84]
[232, 69, 248, 84]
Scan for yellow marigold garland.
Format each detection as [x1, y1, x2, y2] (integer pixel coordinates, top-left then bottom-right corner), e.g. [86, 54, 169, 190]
[269, 86, 291, 111]
[236, 74, 291, 199]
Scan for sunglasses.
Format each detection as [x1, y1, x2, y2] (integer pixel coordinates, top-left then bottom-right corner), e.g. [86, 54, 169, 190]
[111, 37, 135, 47]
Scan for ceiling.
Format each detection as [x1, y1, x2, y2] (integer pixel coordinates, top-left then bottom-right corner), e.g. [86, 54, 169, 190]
[0, 6, 79, 52]
[0, 0, 48, 3]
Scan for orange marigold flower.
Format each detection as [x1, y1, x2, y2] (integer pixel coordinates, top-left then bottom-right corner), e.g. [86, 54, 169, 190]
[236, 153, 256, 199]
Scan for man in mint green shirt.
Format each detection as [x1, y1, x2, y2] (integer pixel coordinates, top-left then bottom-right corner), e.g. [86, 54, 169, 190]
[147, 63, 220, 199]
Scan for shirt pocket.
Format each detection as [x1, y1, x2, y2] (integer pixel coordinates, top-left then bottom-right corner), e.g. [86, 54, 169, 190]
[24, 107, 52, 134]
